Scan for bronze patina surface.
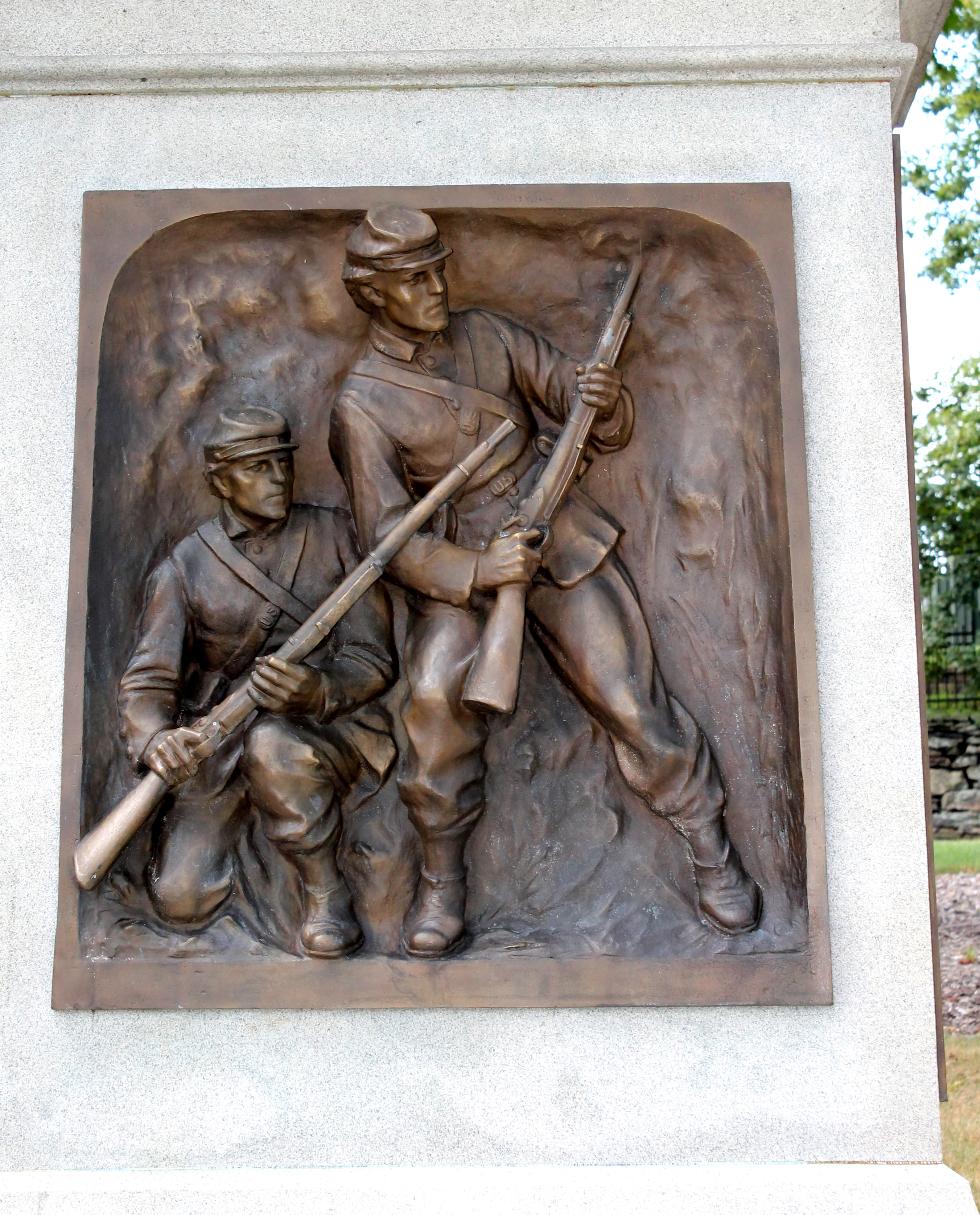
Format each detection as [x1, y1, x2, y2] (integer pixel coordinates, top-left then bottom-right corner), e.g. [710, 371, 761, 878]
[53, 184, 830, 1009]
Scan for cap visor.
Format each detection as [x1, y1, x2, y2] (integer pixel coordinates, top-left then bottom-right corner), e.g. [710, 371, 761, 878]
[211, 440, 298, 466]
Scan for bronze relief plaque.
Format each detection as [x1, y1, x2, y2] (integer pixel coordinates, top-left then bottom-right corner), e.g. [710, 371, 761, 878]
[53, 184, 830, 1009]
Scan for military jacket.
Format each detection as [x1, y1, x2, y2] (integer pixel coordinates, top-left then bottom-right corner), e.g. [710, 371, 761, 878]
[119, 502, 396, 777]
[329, 310, 634, 607]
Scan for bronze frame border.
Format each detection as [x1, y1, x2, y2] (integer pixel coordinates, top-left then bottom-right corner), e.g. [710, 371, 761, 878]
[52, 183, 831, 1010]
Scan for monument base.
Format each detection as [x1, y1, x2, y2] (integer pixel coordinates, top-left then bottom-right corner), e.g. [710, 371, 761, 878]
[0, 1164, 975, 1214]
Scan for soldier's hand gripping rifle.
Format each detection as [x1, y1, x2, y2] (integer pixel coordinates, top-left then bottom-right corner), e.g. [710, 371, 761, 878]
[74, 418, 518, 891]
[462, 255, 642, 715]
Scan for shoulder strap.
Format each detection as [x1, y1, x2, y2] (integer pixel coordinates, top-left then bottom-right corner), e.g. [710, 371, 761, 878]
[451, 313, 478, 390]
[196, 518, 313, 625]
[348, 361, 529, 429]
[271, 512, 309, 597]
[448, 314, 482, 466]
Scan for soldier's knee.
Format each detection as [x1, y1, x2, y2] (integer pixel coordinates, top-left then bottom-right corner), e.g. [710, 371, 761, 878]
[397, 766, 436, 811]
[398, 762, 483, 818]
[610, 700, 689, 778]
[399, 773, 459, 820]
[607, 696, 655, 750]
[404, 676, 455, 728]
[148, 864, 230, 928]
[242, 717, 288, 770]
[243, 718, 315, 784]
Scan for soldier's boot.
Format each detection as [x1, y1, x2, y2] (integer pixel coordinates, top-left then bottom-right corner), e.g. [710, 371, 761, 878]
[293, 848, 363, 959]
[674, 817, 761, 936]
[402, 839, 467, 958]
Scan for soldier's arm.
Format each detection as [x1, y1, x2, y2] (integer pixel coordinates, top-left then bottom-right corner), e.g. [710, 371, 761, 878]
[479, 311, 634, 453]
[329, 394, 480, 605]
[118, 558, 189, 768]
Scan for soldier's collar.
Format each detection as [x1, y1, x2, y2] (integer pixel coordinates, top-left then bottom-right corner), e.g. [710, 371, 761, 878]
[220, 501, 288, 541]
[368, 319, 440, 362]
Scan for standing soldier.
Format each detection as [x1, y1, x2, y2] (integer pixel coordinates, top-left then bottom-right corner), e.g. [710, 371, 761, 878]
[119, 407, 397, 958]
[330, 206, 761, 958]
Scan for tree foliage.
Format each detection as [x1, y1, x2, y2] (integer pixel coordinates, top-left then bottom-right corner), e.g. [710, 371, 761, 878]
[905, 4, 980, 704]
[916, 361, 980, 694]
[904, 0, 980, 287]
[917, 358, 980, 586]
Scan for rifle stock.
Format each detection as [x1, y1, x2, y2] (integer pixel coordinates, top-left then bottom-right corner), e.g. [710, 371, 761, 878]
[74, 773, 168, 890]
[462, 256, 642, 715]
[462, 582, 529, 714]
[74, 419, 517, 891]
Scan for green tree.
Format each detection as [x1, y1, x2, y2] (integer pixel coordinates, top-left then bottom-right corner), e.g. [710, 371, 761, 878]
[905, 0, 980, 287]
[917, 358, 980, 588]
[916, 363, 980, 697]
[905, 2, 980, 704]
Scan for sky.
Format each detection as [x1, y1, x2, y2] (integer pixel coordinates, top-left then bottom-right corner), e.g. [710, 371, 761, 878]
[900, 101, 978, 414]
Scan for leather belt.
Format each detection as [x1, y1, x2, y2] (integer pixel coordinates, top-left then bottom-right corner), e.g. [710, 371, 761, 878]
[456, 441, 540, 511]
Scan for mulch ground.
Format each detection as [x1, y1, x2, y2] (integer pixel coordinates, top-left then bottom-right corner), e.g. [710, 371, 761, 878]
[938, 873, 980, 1035]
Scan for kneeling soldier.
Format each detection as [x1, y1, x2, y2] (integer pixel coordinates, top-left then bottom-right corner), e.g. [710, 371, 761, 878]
[118, 407, 397, 958]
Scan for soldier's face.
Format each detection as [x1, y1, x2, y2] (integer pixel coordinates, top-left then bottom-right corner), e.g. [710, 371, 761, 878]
[213, 452, 294, 523]
[370, 263, 450, 333]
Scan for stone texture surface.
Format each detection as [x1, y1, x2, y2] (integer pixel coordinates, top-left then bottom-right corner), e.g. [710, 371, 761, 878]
[935, 812, 980, 835]
[927, 719, 980, 835]
[943, 790, 980, 812]
[0, 77, 944, 1173]
[0, 1, 900, 56]
[896, 0, 952, 121]
[931, 768, 965, 796]
[0, 1164, 975, 1215]
[0, 46, 918, 121]
[0, 0, 920, 123]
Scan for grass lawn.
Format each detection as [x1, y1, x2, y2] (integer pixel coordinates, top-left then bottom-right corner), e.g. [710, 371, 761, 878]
[943, 1033, 980, 1208]
[934, 839, 980, 874]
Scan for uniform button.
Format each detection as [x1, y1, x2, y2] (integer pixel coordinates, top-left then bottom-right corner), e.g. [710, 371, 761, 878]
[250, 541, 264, 555]
[420, 354, 436, 369]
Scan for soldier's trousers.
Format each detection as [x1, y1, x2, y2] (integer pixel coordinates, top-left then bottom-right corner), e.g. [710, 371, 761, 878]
[398, 554, 729, 871]
[148, 715, 357, 927]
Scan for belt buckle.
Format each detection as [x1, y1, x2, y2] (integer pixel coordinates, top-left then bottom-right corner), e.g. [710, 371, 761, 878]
[459, 408, 480, 436]
[489, 470, 517, 497]
[258, 606, 281, 629]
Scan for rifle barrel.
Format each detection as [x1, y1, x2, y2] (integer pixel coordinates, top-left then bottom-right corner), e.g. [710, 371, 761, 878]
[595, 256, 642, 362]
[461, 255, 643, 715]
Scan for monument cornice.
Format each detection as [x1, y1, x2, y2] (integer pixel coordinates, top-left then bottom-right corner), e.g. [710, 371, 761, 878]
[0, 42, 918, 119]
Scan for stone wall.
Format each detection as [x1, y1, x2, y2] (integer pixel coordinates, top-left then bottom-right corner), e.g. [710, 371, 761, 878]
[929, 718, 980, 836]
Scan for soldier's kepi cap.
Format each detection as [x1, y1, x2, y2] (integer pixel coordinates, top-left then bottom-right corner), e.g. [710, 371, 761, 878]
[204, 406, 298, 471]
[342, 206, 452, 283]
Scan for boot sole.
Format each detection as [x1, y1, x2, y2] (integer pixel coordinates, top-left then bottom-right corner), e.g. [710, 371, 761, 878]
[304, 935, 364, 960]
[699, 898, 762, 937]
[402, 932, 467, 960]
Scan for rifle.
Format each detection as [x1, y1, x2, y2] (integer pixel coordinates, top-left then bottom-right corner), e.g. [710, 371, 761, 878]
[462, 255, 642, 714]
[74, 418, 518, 891]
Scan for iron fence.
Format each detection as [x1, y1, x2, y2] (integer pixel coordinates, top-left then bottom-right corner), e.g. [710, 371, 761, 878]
[926, 666, 980, 712]
[923, 556, 980, 711]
